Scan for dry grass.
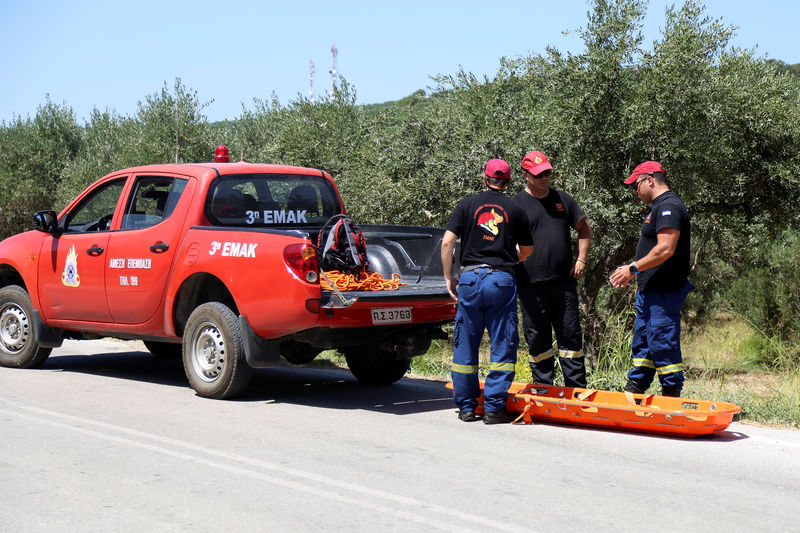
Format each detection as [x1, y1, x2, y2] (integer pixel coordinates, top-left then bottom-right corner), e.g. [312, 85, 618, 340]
[672, 315, 798, 428]
[683, 315, 754, 369]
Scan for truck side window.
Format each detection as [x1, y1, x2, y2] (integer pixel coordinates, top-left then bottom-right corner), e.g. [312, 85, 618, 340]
[63, 179, 126, 233]
[121, 177, 188, 230]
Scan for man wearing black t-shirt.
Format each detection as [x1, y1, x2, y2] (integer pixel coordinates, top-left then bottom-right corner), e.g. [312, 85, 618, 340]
[609, 161, 693, 397]
[513, 151, 592, 388]
[441, 159, 533, 424]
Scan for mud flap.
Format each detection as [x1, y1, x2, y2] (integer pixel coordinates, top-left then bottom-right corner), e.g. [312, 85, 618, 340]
[239, 315, 281, 368]
[33, 310, 64, 348]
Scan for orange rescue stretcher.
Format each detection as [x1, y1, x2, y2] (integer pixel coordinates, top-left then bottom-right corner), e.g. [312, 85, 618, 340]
[446, 381, 741, 437]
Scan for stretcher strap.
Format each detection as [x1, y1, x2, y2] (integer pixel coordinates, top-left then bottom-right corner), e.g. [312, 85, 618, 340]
[512, 397, 535, 425]
[624, 391, 637, 405]
[576, 389, 597, 401]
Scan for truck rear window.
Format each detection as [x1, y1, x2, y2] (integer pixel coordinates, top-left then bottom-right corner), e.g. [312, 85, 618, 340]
[205, 173, 342, 227]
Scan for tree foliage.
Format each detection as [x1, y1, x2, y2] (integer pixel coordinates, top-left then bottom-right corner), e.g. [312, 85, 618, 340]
[0, 97, 83, 235]
[133, 78, 215, 165]
[1, 1, 799, 355]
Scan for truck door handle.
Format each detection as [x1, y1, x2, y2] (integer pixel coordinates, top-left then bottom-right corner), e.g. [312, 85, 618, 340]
[86, 246, 104, 256]
[150, 243, 169, 253]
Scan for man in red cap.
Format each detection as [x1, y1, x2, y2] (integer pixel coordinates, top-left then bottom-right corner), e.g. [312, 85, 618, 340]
[513, 151, 592, 388]
[441, 159, 533, 424]
[609, 161, 693, 397]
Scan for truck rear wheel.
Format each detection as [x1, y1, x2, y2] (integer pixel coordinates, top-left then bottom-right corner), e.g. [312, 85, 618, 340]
[183, 302, 252, 399]
[343, 346, 410, 385]
[0, 285, 52, 368]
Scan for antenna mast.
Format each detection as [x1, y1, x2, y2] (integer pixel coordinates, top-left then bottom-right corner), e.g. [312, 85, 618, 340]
[308, 60, 315, 104]
[329, 44, 338, 97]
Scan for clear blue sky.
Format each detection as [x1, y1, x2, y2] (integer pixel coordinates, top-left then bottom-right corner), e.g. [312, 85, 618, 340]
[2, 0, 798, 124]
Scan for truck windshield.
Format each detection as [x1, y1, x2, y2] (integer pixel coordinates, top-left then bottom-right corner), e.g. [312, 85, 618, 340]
[206, 173, 342, 227]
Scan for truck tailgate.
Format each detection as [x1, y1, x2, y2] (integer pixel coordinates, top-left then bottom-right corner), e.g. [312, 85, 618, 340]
[320, 280, 451, 306]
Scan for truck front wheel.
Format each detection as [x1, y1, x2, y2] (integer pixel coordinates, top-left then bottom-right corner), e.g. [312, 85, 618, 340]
[0, 285, 52, 368]
[183, 302, 252, 399]
[343, 346, 410, 385]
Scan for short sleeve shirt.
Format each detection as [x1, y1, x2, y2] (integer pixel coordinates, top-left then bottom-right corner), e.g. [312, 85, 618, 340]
[445, 189, 532, 268]
[636, 190, 691, 292]
[513, 188, 585, 283]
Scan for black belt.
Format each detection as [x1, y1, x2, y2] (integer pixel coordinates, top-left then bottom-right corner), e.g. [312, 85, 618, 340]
[461, 263, 515, 274]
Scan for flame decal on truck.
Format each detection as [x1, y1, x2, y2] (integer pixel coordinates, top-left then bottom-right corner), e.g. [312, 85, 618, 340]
[61, 245, 81, 287]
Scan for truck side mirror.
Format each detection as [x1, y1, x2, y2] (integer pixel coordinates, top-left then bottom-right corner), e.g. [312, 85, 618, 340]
[33, 210, 58, 234]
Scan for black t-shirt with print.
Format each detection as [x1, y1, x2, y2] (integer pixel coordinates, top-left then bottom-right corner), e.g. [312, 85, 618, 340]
[445, 189, 532, 268]
[513, 188, 584, 283]
[636, 190, 691, 292]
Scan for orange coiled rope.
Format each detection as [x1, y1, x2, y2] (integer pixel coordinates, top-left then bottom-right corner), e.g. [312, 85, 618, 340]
[320, 270, 406, 291]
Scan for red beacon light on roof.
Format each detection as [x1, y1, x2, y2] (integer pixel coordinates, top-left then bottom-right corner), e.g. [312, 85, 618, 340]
[214, 144, 230, 163]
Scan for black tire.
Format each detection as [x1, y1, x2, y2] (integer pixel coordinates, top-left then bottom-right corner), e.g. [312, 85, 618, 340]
[143, 340, 182, 359]
[0, 285, 52, 368]
[343, 345, 410, 385]
[280, 340, 321, 365]
[182, 302, 252, 399]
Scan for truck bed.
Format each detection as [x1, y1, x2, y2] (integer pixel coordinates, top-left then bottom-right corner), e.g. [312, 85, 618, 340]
[320, 223, 452, 306]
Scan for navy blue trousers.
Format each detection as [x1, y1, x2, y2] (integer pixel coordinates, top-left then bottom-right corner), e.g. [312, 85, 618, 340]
[451, 269, 518, 413]
[628, 280, 694, 390]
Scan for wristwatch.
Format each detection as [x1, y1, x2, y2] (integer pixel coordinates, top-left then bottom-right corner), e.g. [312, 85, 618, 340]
[628, 262, 638, 275]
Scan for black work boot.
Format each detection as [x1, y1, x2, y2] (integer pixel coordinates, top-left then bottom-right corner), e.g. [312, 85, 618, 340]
[624, 379, 646, 394]
[458, 410, 479, 422]
[661, 386, 682, 397]
[483, 408, 514, 425]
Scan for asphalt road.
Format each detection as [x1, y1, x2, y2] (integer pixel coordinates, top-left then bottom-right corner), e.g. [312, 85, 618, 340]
[2, 339, 799, 533]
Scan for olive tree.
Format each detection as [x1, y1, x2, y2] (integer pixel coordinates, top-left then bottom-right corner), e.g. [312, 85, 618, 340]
[55, 110, 140, 209]
[132, 78, 215, 165]
[0, 98, 83, 238]
[55, 79, 217, 209]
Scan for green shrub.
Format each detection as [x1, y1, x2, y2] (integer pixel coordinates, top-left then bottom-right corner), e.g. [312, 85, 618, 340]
[724, 229, 800, 369]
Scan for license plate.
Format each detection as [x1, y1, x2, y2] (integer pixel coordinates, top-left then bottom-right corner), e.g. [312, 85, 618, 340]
[371, 307, 413, 324]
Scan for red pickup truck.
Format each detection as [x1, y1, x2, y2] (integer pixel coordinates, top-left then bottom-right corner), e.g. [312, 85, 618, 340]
[0, 149, 456, 398]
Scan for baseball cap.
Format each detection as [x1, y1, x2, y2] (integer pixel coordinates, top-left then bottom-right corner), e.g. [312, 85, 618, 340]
[625, 161, 666, 185]
[521, 151, 553, 176]
[485, 159, 511, 180]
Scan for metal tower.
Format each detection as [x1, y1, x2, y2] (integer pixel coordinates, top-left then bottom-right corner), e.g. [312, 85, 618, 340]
[329, 44, 338, 97]
[309, 60, 315, 104]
